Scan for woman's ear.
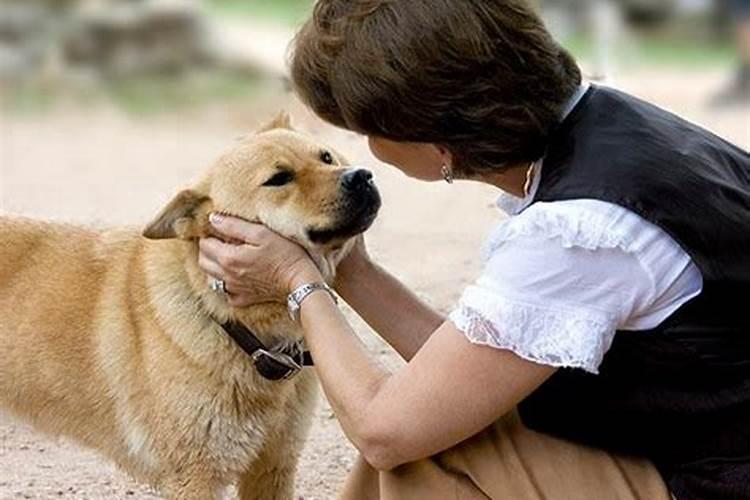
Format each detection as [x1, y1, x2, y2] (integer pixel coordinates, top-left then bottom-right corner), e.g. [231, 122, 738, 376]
[142, 190, 213, 240]
[433, 145, 454, 167]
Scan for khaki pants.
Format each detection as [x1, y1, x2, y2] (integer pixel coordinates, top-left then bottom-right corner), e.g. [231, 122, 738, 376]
[339, 411, 672, 500]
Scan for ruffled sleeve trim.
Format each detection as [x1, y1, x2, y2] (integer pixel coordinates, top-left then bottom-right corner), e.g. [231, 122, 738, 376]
[483, 201, 636, 262]
[449, 285, 618, 374]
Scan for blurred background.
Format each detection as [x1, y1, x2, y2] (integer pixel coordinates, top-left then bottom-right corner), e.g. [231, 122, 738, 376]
[1, 0, 749, 116]
[0, 1, 748, 499]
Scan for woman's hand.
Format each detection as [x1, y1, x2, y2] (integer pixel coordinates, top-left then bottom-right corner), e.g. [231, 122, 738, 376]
[334, 235, 372, 291]
[198, 214, 323, 308]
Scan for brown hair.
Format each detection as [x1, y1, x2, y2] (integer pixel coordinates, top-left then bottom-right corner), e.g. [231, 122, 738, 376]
[290, 0, 582, 176]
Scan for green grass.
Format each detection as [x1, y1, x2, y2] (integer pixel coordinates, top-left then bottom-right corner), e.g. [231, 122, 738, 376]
[105, 72, 261, 114]
[206, 0, 313, 24]
[564, 33, 734, 70]
[2, 82, 60, 114]
[203, 1, 734, 68]
[2, 71, 263, 116]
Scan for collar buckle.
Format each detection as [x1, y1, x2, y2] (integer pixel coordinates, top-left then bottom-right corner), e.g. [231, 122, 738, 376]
[219, 320, 312, 382]
[251, 348, 302, 381]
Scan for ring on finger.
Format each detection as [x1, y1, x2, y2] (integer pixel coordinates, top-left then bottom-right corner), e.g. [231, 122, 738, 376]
[210, 278, 229, 295]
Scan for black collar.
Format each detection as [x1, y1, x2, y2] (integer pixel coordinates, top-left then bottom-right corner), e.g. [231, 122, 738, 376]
[219, 321, 314, 381]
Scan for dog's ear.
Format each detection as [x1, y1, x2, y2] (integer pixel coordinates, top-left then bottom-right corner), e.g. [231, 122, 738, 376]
[143, 190, 213, 240]
[256, 110, 293, 133]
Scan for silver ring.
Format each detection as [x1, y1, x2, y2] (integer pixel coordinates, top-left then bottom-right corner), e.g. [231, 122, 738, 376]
[210, 279, 228, 295]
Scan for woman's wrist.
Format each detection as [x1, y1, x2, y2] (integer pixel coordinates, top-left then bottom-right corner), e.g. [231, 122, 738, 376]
[288, 264, 325, 294]
[334, 252, 376, 294]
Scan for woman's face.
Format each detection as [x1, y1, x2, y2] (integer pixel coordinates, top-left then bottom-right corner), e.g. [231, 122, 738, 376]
[367, 137, 449, 182]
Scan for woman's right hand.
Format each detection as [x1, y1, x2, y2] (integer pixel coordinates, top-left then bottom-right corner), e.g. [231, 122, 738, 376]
[334, 235, 372, 291]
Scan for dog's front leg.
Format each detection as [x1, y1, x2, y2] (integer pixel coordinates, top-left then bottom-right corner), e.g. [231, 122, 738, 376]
[238, 374, 318, 500]
[237, 462, 296, 500]
[161, 470, 225, 500]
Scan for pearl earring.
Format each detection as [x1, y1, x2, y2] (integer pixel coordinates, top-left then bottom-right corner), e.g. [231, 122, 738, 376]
[441, 164, 454, 184]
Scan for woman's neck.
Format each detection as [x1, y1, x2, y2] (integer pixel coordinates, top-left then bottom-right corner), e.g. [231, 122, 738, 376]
[475, 163, 532, 198]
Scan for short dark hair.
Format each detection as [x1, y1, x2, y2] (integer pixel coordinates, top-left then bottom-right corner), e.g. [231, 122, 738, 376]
[290, 0, 582, 177]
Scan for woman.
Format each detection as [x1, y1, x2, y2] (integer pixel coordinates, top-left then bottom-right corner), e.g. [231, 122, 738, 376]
[199, 1, 750, 498]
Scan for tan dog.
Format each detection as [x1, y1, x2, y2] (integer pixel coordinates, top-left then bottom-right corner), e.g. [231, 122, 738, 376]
[0, 113, 381, 499]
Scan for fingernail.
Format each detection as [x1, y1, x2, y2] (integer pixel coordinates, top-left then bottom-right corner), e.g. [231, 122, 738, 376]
[209, 213, 224, 226]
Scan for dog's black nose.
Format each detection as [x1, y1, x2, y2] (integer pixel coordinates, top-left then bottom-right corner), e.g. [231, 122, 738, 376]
[341, 169, 375, 193]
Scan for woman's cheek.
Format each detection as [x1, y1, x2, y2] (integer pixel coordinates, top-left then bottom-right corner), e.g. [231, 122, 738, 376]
[367, 137, 389, 163]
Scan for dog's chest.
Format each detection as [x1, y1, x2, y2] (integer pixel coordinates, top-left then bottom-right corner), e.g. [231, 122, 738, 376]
[190, 367, 317, 470]
[117, 358, 318, 484]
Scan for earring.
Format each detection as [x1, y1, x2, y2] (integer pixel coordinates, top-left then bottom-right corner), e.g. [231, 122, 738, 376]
[441, 164, 454, 184]
[523, 161, 535, 197]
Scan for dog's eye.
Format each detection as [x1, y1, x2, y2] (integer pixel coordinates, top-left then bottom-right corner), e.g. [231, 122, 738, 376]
[320, 151, 335, 165]
[262, 171, 295, 187]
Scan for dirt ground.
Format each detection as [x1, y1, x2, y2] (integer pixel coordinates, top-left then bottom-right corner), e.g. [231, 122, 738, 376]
[0, 69, 748, 499]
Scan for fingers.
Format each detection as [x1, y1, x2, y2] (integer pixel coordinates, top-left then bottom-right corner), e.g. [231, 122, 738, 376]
[202, 271, 256, 308]
[199, 218, 303, 307]
[201, 258, 244, 302]
[227, 294, 254, 308]
[198, 248, 225, 280]
[199, 238, 257, 306]
[209, 213, 269, 245]
[199, 237, 243, 270]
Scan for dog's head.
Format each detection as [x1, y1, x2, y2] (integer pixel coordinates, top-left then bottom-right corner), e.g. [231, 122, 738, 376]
[142, 112, 381, 279]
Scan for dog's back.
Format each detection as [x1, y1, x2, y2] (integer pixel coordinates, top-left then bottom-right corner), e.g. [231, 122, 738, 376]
[0, 217, 133, 452]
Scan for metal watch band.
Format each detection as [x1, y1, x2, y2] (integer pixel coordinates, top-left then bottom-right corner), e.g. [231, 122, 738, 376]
[287, 282, 338, 322]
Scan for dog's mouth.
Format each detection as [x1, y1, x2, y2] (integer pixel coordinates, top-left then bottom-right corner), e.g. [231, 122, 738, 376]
[307, 191, 381, 245]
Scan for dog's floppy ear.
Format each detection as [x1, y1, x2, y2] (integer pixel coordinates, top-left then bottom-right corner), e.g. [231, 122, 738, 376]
[256, 110, 293, 133]
[143, 190, 213, 240]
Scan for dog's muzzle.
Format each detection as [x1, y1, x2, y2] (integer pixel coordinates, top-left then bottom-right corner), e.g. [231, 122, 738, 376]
[307, 168, 381, 245]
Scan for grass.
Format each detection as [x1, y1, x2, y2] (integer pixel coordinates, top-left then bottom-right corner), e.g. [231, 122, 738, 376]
[105, 72, 261, 114]
[202, 1, 734, 70]
[206, 0, 313, 24]
[2, 71, 263, 116]
[564, 33, 734, 70]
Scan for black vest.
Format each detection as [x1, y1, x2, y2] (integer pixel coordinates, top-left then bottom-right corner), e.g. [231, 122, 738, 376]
[516, 86, 750, 500]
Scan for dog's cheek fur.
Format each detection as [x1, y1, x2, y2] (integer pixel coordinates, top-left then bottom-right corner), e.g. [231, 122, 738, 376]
[321, 238, 357, 281]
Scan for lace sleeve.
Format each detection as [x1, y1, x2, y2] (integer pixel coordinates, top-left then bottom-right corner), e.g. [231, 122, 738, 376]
[449, 200, 665, 375]
[449, 286, 617, 374]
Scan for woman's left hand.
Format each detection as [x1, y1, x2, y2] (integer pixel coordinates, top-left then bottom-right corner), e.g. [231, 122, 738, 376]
[199, 213, 323, 308]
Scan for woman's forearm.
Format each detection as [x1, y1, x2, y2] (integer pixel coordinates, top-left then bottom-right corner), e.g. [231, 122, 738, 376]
[297, 287, 557, 471]
[334, 258, 443, 360]
[296, 290, 391, 461]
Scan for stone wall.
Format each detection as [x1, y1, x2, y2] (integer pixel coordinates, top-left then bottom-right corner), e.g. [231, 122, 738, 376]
[0, 0, 211, 81]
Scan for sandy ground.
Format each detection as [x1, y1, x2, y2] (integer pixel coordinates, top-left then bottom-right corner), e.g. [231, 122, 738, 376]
[0, 69, 748, 499]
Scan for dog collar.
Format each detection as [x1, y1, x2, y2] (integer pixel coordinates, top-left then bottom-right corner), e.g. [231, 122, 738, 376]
[219, 321, 314, 381]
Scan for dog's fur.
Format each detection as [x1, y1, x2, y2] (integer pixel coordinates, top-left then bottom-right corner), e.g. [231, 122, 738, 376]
[0, 113, 379, 499]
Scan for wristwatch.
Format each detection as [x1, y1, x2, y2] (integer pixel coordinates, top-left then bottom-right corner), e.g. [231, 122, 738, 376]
[287, 282, 338, 322]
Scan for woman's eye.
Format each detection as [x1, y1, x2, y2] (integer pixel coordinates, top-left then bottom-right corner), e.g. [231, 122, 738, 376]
[320, 151, 335, 165]
[262, 171, 294, 187]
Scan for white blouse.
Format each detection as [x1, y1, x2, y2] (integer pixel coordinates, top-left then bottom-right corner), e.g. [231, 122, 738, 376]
[448, 86, 703, 374]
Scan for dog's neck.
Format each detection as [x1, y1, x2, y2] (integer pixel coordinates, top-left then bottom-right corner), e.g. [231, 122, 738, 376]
[141, 226, 355, 349]
[177, 239, 348, 344]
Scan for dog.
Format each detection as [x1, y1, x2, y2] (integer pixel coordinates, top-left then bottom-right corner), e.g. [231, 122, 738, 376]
[0, 112, 381, 499]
